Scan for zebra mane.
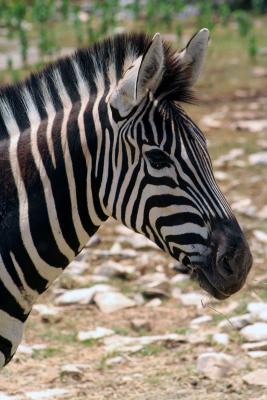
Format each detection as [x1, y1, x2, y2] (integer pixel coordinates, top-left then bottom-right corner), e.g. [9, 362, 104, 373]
[0, 33, 194, 135]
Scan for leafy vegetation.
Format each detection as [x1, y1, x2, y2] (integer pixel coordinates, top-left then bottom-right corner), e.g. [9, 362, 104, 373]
[0, 0, 265, 83]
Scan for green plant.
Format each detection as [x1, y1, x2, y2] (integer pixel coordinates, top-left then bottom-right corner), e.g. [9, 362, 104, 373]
[252, 0, 264, 14]
[218, 3, 231, 24]
[60, 0, 70, 19]
[72, 4, 84, 45]
[198, 0, 215, 31]
[235, 10, 252, 37]
[18, 27, 28, 65]
[248, 33, 258, 59]
[33, 0, 56, 58]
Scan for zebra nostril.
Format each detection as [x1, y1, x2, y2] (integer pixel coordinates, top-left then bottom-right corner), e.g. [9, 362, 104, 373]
[218, 254, 235, 278]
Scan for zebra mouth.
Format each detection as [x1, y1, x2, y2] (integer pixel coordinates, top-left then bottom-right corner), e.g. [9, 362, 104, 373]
[191, 268, 230, 300]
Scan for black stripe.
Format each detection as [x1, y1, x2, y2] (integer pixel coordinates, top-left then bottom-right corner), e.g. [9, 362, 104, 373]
[0, 335, 13, 365]
[67, 101, 98, 236]
[17, 127, 68, 267]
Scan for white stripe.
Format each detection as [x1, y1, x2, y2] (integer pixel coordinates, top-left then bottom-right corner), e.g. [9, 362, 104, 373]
[10, 252, 39, 308]
[160, 223, 208, 239]
[93, 80, 105, 176]
[0, 310, 23, 354]
[0, 98, 60, 283]
[40, 78, 57, 168]
[21, 88, 75, 261]
[72, 60, 104, 226]
[52, 69, 89, 245]
[0, 254, 32, 313]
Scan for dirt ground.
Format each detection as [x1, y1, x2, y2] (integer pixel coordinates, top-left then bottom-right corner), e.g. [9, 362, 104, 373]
[1, 20, 267, 400]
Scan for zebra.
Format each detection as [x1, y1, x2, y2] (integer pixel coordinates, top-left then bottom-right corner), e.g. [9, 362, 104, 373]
[0, 28, 252, 368]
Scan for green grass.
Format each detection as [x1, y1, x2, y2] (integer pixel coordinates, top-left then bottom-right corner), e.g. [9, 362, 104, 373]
[112, 326, 130, 336]
[32, 347, 61, 359]
[80, 338, 99, 347]
[139, 344, 166, 357]
[174, 327, 190, 335]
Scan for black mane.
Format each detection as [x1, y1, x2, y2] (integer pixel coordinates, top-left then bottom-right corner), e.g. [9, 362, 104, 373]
[0, 32, 195, 137]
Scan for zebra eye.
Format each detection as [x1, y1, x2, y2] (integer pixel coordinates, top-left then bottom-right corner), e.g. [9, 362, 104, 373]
[145, 149, 172, 169]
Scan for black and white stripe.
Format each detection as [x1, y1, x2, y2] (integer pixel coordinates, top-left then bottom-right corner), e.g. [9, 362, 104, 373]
[0, 31, 249, 367]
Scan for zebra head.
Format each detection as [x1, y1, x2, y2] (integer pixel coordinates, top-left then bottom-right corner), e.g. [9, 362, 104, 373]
[108, 30, 252, 300]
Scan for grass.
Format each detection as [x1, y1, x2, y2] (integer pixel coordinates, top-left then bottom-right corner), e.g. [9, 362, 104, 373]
[32, 347, 61, 359]
[80, 338, 99, 347]
[256, 289, 267, 300]
[174, 327, 190, 335]
[112, 326, 130, 336]
[138, 344, 166, 357]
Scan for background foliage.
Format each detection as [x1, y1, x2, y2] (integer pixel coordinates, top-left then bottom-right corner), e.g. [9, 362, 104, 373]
[0, 0, 266, 82]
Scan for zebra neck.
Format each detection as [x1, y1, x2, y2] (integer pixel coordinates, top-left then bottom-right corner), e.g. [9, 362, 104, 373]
[0, 91, 114, 310]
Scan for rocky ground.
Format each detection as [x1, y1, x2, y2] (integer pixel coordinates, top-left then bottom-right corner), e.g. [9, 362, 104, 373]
[1, 88, 267, 399]
[1, 20, 267, 400]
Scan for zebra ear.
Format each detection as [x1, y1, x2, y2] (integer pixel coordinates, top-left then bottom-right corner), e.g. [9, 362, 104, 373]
[178, 28, 209, 86]
[109, 33, 164, 116]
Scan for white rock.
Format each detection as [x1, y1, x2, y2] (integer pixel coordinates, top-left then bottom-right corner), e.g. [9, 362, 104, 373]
[214, 148, 244, 167]
[110, 242, 122, 254]
[94, 292, 136, 313]
[247, 351, 267, 359]
[201, 113, 222, 129]
[133, 293, 145, 306]
[191, 315, 212, 326]
[258, 205, 267, 219]
[214, 171, 230, 181]
[104, 333, 186, 354]
[93, 248, 137, 258]
[243, 369, 267, 387]
[242, 341, 267, 351]
[66, 260, 88, 275]
[253, 230, 267, 244]
[89, 275, 109, 283]
[235, 119, 267, 133]
[131, 319, 151, 332]
[231, 198, 256, 217]
[179, 292, 204, 307]
[138, 273, 167, 285]
[170, 274, 190, 284]
[252, 66, 267, 77]
[141, 274, 171, 297]
[32, 304, 61, 323]
[197, 352, 236, 380]
[105, 356, 124, 366]
[212, 333, 229, 346]
[94, 261, 136, 279]
[249, 152, 267, 165]
[247, 302, 267, 316]
[60, 364, 88, 379]
[171, 288, 182, 299]
[240, 323, 267, 342]
[54, 284, 116, 305]
[145, 298, 162, 308]
[259, 310, 267, 322]
[0, 394, 21, 400]
[77, 327, 115, 342]
[17, 343, 47, 355]
[25, 388, 69, 399]
[218, 313, 253, 330]
[17, 344, 34, 355]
